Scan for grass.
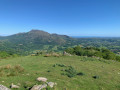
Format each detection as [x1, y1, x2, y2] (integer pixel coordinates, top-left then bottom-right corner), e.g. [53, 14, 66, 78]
[0, 55, 120, 90]
[0, 64, 24, 77]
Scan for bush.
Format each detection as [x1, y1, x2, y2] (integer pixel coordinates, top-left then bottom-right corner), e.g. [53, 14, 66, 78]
[65, 46, 119, 61]
[65, 48, 74, 54]
[116, 56, 120, 61]
[0, 51, 10, 58]
[53, 64, 56, 67]
[65, 66, 77, 78]
[77, 72, 85, 76]
[56, 64, 66, 67]
[53, 64, 66, 67]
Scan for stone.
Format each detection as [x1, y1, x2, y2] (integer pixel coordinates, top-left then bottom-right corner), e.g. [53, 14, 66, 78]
[0, 85, 11, 90]
[36, 77, 47, 82]
[31, 84, 47, 90]
[47, 82, 57, 88]
[10, 83, 20, 89]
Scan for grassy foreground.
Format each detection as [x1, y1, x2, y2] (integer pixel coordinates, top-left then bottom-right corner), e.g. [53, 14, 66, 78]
[0, 55, 120, 90]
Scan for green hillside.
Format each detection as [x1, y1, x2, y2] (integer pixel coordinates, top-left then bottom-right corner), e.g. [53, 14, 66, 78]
[1, 30, 120, 55]
[0, 30, 76, 55]
[0, 55, 120, 90]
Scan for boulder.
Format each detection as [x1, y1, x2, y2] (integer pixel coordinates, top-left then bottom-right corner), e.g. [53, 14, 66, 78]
[36, 77, 47, 82]
[47, 82, 57, 88]
[31, 84, 47, 90]
[0, 85, 11, 90]
[10, 83, 20, 89]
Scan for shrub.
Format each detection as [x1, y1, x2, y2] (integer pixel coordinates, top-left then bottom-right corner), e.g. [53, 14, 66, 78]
[65, 66, 77, 78]
[65, 46, 119, 61]
[116, 56, 120, 61]
[56, 64, 66, 67]
[53, 64, 56, 67]
[47, 70, 51, 72]
[53, 63, 84, 78]
[77, 72, 85, 76]
[65, 48, 74, 54]
[0, 51, 10, 58]
[53, 64, 66, 67]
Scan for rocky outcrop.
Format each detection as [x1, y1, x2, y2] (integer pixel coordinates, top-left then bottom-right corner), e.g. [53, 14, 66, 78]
[10, 83, 20, 89]
[31, 77, 57, 90]
[0, 85, 11, 90]
[31, 84, 47, 90]
[47, 82, 57, 88]
[36, 77, 47, 82]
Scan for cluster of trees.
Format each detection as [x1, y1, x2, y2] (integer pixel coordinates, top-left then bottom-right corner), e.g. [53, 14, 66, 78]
[76, 38, 120, 53]
[0, 51, 10, 58]
[65, 46, 120, 61]
[1, 30, 120, 56]
[0, 51, 18, 59]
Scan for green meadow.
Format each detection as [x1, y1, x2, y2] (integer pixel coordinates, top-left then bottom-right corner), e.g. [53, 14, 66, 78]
[0, 55, 120, 90]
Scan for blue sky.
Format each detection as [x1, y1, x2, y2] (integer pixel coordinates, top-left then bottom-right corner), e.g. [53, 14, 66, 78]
[0, 0, 120, 36]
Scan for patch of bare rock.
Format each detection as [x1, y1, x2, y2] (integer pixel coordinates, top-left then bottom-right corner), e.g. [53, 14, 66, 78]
[0, 85, 11, 90]
[10, 83, 20, 89]
[0, 77, 57, 90]
[31, 77, 57, 90]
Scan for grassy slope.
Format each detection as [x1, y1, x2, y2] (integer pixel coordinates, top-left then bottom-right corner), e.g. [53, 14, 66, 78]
[0, 56, 120, 90]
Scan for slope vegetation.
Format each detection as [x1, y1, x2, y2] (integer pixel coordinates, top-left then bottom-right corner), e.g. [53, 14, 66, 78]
[0, 55, 120, 90]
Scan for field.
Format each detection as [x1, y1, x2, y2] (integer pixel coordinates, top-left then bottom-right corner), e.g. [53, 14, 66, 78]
[0, 55, 120, 90]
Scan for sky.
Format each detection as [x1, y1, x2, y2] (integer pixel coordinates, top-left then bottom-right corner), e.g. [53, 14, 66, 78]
[0, 0, 120, 36]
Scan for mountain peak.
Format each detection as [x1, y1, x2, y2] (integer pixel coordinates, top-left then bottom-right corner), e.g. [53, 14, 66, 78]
[28, 29, 50, 35]
[29, 29, 48, 33]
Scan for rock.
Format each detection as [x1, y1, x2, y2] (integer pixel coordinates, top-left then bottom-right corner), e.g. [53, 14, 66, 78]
[47, 82, 57, 88]
[0, 85, 11, 90]
[36, 77, 47, 82]
[10, 83, 20, 89]
[31, 84, 47, 90]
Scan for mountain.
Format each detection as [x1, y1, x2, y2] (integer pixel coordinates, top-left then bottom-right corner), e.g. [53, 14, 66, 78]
[5, 30, 75, 45]
[1, 30, 120, 55]
[0, 30, 76, 55]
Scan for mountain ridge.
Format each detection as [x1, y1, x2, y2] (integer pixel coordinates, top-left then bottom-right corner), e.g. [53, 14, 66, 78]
[0, 30, 76, 55]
